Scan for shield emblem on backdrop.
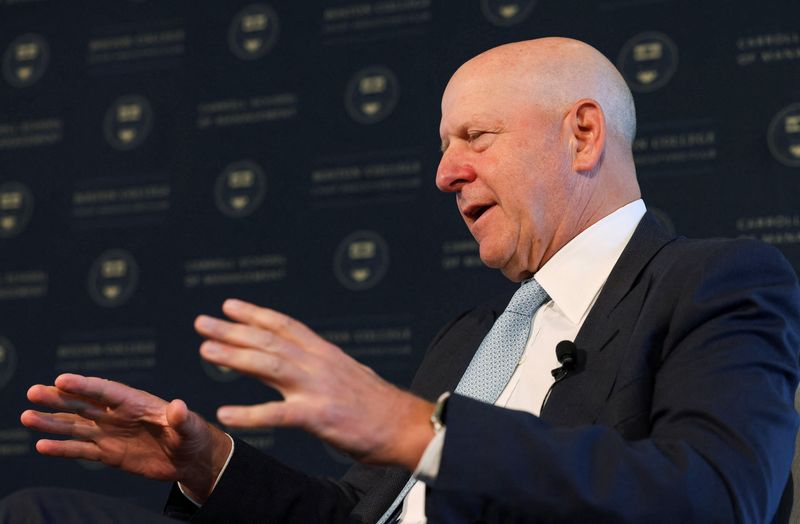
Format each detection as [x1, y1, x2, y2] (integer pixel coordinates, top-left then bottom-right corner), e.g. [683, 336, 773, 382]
[0, 183, 33, 238]
[345, 66, 399, 124]
[104, 95, 153, 150]
[334, 231, 389, 291]
[617, 32, 678, 93]
[480, 0, 537, 26]
[229, 5, 279, 60]
[768, 104, 800, 167]
[2, 34, 49, 88]
[88, 250, 139, 307]
[214, 161, 267, 218]
[348, 240, 377, 282]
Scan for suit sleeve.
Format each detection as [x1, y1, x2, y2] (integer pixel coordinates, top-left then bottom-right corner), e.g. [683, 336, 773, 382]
[163, 435, 392, 523]
[427, 240, 800, 523]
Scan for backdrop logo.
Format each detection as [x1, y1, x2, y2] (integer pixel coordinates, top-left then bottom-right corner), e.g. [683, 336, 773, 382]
[345, 66, 399, 124]
[201, 360, 241, 382]
[0, 182, 33, 238]
[333, 231, 389, 291]
[214, 160, 267, 217]
[228, 4, 280, 60]
[88, 249, 139, 307]
[103, 95, 153, 151]
[768, 103, 800, 168]
[2, 34, 49, 88]
[0, 336, 17, 391]
[480, 0, 536, 26]
[617, 32, 679, 93]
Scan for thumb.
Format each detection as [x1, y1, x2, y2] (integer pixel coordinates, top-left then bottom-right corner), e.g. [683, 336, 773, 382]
[167, 398, 205, 440]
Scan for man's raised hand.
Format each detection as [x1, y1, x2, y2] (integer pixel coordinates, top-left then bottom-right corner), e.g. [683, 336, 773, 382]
[195, 298, 435, 470]
[20, 374, 231, 503]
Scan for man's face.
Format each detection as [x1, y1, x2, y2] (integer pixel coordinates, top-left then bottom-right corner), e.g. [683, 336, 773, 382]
[436, 64, 570, 281]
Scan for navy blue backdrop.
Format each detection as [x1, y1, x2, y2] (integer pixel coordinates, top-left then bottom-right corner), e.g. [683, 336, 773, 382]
[0, 0, 798, 511]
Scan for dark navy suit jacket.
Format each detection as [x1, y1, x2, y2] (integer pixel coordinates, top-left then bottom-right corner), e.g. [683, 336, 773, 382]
[167, 213, 800, 523]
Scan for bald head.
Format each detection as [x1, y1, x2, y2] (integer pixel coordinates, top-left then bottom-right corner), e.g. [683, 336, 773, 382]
[451, 37, 637, 149]
[437, 37, 642, 280]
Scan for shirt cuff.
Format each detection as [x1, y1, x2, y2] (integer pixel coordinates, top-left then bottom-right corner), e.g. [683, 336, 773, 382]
[413, 428, 446, 483]
[177, 433, 236, 507]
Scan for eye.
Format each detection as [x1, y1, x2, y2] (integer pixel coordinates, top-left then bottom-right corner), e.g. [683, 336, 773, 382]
[466, 130, 494, 151]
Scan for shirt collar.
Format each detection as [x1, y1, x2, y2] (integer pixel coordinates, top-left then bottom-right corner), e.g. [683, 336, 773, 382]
[534, 199, 647, 325]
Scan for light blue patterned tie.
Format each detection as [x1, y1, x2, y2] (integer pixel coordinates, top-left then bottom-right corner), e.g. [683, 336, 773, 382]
[375, 279, 550, 524]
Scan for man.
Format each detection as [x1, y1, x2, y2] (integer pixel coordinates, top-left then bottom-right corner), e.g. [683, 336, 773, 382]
[5, 37, 799, 523]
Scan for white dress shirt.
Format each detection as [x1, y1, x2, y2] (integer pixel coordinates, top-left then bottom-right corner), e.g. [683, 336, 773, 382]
[399, 199, 647, 524]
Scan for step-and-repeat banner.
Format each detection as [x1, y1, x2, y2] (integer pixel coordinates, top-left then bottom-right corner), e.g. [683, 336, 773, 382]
[1, 0, 798, 510]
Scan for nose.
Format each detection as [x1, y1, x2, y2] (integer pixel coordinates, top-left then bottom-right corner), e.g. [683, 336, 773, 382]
[436, 146, 476, 193]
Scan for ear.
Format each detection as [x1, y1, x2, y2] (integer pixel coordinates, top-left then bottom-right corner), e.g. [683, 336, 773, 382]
[567, 98, 606, 173]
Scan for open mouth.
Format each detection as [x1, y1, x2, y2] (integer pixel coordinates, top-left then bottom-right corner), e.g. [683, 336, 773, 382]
[463, 204, 493, 222]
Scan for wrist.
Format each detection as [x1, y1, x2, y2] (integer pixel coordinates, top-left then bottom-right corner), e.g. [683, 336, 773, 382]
[382, 390, 436, 470]
[179, 426, 233, 503]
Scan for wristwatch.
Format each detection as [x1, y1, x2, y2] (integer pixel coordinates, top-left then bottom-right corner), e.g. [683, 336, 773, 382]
[430, 391, 451, 433]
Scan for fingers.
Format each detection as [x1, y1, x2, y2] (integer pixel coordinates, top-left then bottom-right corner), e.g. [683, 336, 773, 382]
[53, 374, 130, 409]
[195, 316, 297, 358]
[35, 439, 101, 461]
[21, 410, 96, 440]
[216, 401, 299, 429]
[200, 341, 303, 387]
[222, 299, 325, 350]
[27, 384, 107, 420]
[24, 409, 102, 461]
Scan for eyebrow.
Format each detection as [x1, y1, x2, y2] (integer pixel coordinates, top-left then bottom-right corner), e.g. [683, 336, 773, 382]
[438, 113, 502, 154]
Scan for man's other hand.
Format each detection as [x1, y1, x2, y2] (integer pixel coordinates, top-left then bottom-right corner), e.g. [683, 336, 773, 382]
[20, 375, 232, 503]
[195, 298, 435, 470]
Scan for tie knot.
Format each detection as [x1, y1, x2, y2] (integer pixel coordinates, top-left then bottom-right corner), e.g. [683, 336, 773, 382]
[505, 279, 549, 317]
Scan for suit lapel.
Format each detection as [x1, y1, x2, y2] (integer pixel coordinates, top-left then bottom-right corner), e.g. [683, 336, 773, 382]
[540, 212, 675, 426]
[410, 292, 510, 401]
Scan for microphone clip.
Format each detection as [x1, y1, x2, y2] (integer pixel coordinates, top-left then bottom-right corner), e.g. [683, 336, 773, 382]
[550, 366, 569, 381]
[550, 340, 578, 382]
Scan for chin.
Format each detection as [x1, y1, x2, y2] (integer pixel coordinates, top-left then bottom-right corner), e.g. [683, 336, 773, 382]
[478, 245, 505, 270]
[484, 249, 530, 282]
[478, 248, 522, 282]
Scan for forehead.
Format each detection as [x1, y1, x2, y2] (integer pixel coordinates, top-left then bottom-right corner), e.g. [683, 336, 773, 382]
[439, 66, 529, 136]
